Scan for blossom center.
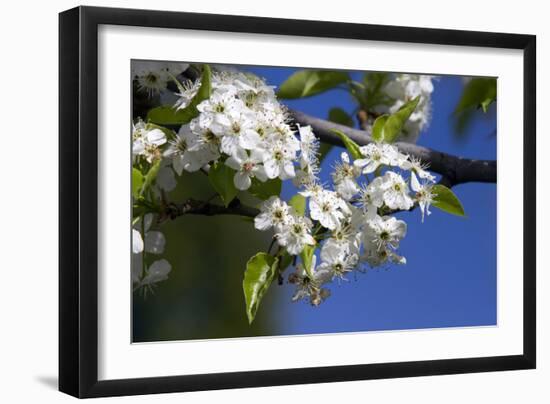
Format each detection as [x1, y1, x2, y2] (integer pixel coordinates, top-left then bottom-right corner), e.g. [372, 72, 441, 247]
[231, 122, 241, 134]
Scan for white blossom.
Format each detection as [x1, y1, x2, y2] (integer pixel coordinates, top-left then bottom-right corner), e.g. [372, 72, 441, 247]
[400, 156, 436, 183]
[332, 152, 361, 200]
[259, 142, 296, 180]
[309, 189, 349, 230]
[225, 148, 267, 190]
[354, 142, 407, 174]
[364, 215, 407, 251]
[140, 259, 172, 286]
[164, 125, 217, 174]
[288, 256, 332, 306]
[317, 242, 358, 282]
[175, 78, 202, 110]
[358, 181, 384, 219]
[277, 216, 315, 255]
[298, 125, 319, 169]
[411, 172, 435, 222]
[132, 119, 167, 163]
[132, 229, 144, 254]
[378, 171, 414, 210]
[254, 196, 294, 232]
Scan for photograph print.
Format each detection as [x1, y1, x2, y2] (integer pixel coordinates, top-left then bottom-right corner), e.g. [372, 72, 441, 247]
[130, 60, 497, 343]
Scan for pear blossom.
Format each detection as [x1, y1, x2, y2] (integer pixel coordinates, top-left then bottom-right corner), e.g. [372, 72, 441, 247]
[164, 126, 214, 174]
[323, 219, 362, 258]
[332, 152, 361, 200]
[288, 256, 332, 306]
[225, 149, 268, 190]
[175, 78, 202, 110]
[378, 171, 414, 210]
[216, 111, 262, 157]
[187, 118, 222, 158]
[277, 216, 315, 255]
[317, 242, 358, 282]
[358, 181, 384, 219]
[309, 189, 349, 230]
[254, 196, 294, 232]
[260, 142, 296, 180]
[411, 172, 435, 222]
[401, 156, 436, 183]
[132, 119, 167, 163]
[364, 215, 407, 251]
[132, 229, 144, 254]
[362, 243, 407, 267]
[197, 87, 243, 118]
[140, 259, 172, 286]
[298, 125, 319, 169]
[354, 142, 407, 174]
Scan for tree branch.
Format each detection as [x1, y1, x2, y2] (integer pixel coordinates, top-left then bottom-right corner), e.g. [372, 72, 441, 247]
[160, 198, 259, 222]
[289, 109, 497, 187]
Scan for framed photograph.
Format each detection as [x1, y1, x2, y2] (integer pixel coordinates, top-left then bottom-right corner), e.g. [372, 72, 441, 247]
[59, 6, 536, 398]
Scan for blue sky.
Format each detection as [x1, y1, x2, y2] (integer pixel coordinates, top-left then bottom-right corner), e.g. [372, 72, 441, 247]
[245, 66, 497, 334]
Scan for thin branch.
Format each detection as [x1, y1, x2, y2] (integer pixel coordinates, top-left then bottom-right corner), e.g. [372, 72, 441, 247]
[160, 198, 259, 222]
[289, 109, 497, 187]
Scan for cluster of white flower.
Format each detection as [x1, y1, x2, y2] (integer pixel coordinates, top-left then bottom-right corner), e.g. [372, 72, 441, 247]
[165, 69, 306, 190]
[254, 139, 437, 306]
[373, 74, 434, 143]
[132, 119, 167, 163]
[130, 65, 439, 301]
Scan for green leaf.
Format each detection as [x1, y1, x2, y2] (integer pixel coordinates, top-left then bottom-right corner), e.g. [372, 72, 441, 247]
[432, 184, 466, 217]
[147, 64, 212, 125]
[371, 114, 389, 143]
[328, 107, 354, 127]
[382, 96, 420, 143]
[361, 72, 392, 109]
[300, 244, 316, 278]
[289, 194, 306, 216]
[248, 178, 282, 200]
[208, 162, 238, 207]
[140, 159, 161, 196]
[132, 168, 144, 199]
[277, 70, 349, 99]
[243, 253, 279, 324]
[145, 106, 191, 126]
[455, 78, 497, 115]
[330, 129, 362, 160]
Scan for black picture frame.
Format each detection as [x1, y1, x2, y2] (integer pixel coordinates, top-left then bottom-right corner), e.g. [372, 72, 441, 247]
[59, 5, 536, 398]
